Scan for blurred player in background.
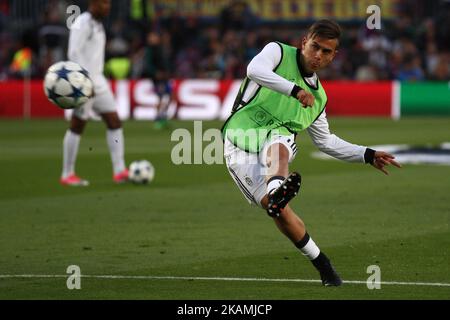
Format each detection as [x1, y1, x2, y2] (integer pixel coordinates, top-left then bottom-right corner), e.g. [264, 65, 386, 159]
[143, 31, 173, 130]
[222, 20, 401, 286]
[60, 0, 128, 186]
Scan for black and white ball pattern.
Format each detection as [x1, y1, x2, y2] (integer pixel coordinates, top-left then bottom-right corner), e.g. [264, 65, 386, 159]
[129, 160, 155, 184]
[44, 61, 93, 109]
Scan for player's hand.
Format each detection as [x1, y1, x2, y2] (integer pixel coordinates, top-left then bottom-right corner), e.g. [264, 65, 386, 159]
[371, 151, 402, 175]
[297, 90, 315, 108]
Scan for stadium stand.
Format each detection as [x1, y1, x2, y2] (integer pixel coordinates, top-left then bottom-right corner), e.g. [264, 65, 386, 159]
[0, 0, 448, 81]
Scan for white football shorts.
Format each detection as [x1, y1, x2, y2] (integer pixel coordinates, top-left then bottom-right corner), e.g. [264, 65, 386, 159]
[73, 75, 116, 120]
[224, 131, 297, 207]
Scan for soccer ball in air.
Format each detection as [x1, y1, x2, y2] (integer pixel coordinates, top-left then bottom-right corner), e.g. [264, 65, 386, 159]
[43, 61, 93, 109]
[128, 160, 155, 184]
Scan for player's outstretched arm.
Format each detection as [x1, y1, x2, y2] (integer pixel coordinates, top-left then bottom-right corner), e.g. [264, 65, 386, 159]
[308, 112, 403, 173]
[370, 150, 402, 175]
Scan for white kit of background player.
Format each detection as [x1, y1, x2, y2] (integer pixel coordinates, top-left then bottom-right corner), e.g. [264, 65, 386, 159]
[60, 0, 128, 186]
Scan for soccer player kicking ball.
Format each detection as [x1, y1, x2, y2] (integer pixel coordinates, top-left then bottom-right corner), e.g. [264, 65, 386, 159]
[60, 0, 128, 186]
[222, 20, 401, 286]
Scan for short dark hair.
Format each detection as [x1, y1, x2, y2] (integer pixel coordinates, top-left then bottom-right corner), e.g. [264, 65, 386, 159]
[307, 19, 341, 45]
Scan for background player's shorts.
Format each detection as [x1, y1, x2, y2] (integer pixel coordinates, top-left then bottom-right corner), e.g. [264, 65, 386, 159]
[73, 75, 117, 120]
[224, 131, 297, 207]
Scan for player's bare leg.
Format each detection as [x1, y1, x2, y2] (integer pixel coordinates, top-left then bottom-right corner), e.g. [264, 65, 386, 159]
[60, 115, 89, 186]
[101, 111, 121, 130]
[265, 142, 289, 177]
[263, 143, 342, 286]
[261, 197, 306, 242]
[101, 112, 128, 183]
[70, 115, 88, 135]
[265, 143, 301, 216]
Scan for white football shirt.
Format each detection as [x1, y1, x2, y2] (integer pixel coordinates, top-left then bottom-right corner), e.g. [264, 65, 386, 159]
[68, 12, 106, 82]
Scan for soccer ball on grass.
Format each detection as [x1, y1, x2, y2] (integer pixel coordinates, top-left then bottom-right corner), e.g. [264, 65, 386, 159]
[129, 160, 155, 184]
[44, 61, 93, 109]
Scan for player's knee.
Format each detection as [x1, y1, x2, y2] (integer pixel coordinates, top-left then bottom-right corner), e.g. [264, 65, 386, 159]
[107, 121, 122, 130]
[278, 146, 290, 165]
[103, 113, 122, 130]
[70, 127, 83, 135]
[70, 117, 86, 135]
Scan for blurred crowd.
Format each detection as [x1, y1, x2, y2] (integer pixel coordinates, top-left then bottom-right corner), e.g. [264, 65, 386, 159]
[0, 0, 449, 81]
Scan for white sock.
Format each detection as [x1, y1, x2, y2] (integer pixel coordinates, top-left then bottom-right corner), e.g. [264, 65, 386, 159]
[107, 128, 126, 175]
[295, 233, 321, 260]
[62, 130, 81, 178]
[267, 176, 284, 195]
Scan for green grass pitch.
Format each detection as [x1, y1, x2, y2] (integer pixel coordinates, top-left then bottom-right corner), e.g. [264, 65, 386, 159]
[0, 117, 449, 299]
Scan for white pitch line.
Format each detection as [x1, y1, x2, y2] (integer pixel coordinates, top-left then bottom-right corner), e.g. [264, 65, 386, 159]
[0, 274, 450, 287]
